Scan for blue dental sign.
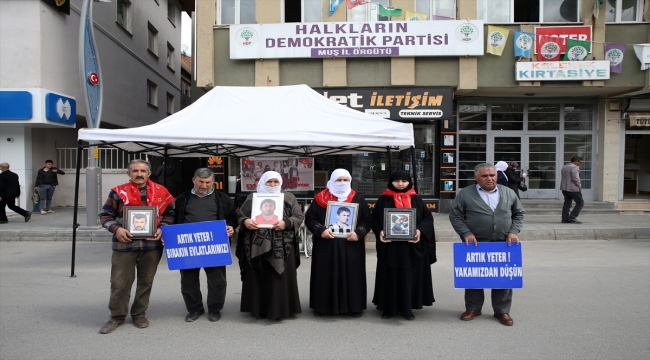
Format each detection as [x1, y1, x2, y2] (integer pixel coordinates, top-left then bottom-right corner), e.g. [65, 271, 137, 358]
[453, 242, 523, 289]
[161, 220, 233, 271]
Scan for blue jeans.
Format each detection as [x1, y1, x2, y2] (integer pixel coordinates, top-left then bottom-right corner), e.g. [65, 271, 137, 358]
[38, 185, 55, 211]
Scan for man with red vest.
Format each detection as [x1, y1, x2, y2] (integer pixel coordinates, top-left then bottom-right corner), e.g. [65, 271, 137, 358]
[98, 159, 174, 334]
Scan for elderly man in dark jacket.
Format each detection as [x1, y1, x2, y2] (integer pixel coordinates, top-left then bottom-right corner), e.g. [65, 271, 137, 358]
[173, 167, 237, 323]
[0, 162, 32, 223]
[449, 163, 525, 326]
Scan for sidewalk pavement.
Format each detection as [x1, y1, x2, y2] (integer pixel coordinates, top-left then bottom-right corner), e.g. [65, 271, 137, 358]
[1, 207, 648, 243]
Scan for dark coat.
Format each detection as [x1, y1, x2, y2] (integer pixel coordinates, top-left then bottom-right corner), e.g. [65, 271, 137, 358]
[35, 167, 64, 187]
[0, 170, 21, 198]
[174, 188, 237, 228]
[505, 167, 523, 197]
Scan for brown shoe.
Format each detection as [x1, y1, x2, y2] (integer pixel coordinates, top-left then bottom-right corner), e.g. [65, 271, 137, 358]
[99, 319, 122, 334]
[133, 316, 149, 328]
[460, 310, 482, 321]
[494, 313, 514, 326]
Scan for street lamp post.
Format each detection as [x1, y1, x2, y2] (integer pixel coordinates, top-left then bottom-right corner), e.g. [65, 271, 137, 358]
[78, 0, 105, 229]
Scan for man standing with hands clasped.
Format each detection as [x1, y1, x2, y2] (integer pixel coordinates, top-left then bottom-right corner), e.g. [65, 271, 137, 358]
[560, 156, 584, 224]
[173, 168, 237, 323]
[98, 159, 174, 334]
[449, 163, 525, 326]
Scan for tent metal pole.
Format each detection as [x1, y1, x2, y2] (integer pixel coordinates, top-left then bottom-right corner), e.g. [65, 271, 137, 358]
[411, 146, 418, 193]
[386, 147, 392, 173]
[71, 140, 83, 278]
[163, 147, 168, 186]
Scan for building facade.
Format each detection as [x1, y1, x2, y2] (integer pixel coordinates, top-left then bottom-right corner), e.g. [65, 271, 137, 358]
[193, 0, 649, 209]
[0, 0, 192, 209]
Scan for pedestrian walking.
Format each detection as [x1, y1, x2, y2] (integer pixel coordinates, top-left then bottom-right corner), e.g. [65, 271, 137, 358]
[0, 162, 32, 223]
[560, 156, 584, 224]
[174, 168, 237, 323]
[504, 161, 526, 199]
[97, 159, 174, 334]
[449, 163, 525, 326]
[34, 159, 65, 215]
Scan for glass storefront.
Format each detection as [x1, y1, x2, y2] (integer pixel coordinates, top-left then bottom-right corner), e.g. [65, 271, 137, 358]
[458, 100, 596, 200]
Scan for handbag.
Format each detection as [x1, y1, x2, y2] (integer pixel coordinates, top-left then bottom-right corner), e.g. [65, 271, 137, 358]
[518, 182, 528, 192]
[32, 191, 40, 204]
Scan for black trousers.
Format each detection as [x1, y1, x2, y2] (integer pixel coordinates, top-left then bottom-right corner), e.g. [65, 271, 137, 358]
[464, 238, 512, 314]
[180, 266, 227, 314]
[562, 190, 584, 221]
[0, 197, 28, 221]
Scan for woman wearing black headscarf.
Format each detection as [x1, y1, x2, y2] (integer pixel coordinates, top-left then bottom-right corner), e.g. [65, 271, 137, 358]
[371, 171, 436, 320]
[504, 161, 526, 199]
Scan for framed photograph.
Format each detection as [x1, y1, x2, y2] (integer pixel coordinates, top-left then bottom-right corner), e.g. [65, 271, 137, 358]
[325, 202, 359, 238]
[384, 208, 417, 241]
[444, 180, 455, 191]
[123, 206, 157, 238]
[443, 134, 455, 147]
[443, 152, 456, 164]
[251, 193, 285, 228]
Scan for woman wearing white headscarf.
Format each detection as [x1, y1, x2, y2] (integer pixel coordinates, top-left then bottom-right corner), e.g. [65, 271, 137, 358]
[495, 161, 509, 186]
[304, 169, 372, 317]
[235, 171, 304, 320]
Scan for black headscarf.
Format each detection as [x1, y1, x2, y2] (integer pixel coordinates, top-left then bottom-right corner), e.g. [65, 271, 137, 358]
[386, 170, 414, 193]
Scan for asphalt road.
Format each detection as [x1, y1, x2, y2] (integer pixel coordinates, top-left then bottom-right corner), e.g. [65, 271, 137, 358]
[1, 240, 648, 360]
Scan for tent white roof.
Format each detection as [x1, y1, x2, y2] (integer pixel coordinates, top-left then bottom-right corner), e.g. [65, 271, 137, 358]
[78, 84, 414, 157]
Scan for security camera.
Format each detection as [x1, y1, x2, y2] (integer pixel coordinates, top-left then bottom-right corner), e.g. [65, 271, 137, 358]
[6, 137, 13, 142]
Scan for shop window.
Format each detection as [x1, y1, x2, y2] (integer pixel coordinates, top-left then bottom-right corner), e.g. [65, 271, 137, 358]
[116, 0, 132, 32]
[528, 104, 560, 130]
[458, 104, 487, 131]
[564, 104, 593, 131]
[606, 0, 643, 23]
[415, 0, 456, 20]
[477, 0, 579, 23]
[219, 0, 256, 25]
[564, 134, 592, 189]
[491, 104, 523, 131]
[284, 0, 322, 23]
[457, 135, 486, 189]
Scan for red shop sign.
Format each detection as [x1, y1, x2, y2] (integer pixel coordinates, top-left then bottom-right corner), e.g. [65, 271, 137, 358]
[534, 26, 592, 55]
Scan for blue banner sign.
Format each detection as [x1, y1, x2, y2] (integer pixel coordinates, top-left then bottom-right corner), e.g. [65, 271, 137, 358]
[453, 242, 523, 289]
[161, 220, 233, 271]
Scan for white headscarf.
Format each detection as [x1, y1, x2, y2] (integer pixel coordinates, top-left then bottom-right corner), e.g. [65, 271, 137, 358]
[495, 161, 508, 172]
[327, 168, 352, 201]
[257, 171, 282, 194]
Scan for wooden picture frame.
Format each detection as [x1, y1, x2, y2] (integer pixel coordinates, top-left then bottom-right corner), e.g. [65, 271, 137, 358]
[251, 193, 284, 228]
[324, 202, 359, 238]
[123, 206, 158, 238]
[384, 208, 417, 241]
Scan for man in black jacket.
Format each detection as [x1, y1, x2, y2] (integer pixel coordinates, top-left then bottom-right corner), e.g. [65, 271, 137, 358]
[173, 168, 237, 322]
[34, 159, 65, 214]
[0, 162, 32, 223]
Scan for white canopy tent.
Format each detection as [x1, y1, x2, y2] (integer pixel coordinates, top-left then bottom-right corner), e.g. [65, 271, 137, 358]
[78, 84, 414, 157]
[70, 85, 414, 276]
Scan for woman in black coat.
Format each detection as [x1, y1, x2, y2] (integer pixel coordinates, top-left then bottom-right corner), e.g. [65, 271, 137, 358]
[305, 169, 372, 318]
[504, 161, 526, 198]
[371, 171, 436, 320]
